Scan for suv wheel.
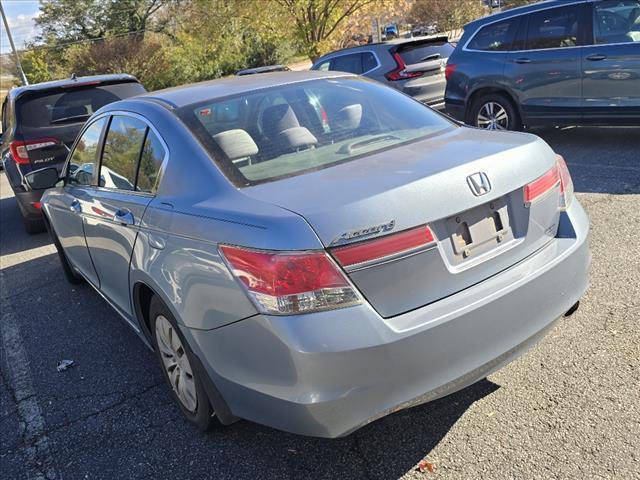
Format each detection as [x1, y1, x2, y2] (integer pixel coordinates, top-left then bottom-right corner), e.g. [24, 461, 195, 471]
[150, 296, 214, 431]
[469, 93, 522, 131]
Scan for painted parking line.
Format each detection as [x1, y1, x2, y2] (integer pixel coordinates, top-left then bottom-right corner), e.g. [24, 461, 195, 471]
[1, 274, 60, 480]
[0, 245, 57, 270]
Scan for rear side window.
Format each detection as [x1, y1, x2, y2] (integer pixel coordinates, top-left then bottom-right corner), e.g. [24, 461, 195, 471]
[526, 5, 580, 50]
[136, 131, 165, 193]
[68, 117, 108, 186]
[468, 19, 520, 51]
[314, 60, 331, 71]
[361, 52, 378, 72]
[397, 42, 454, 65]
[593, 0, 640, 44]
[16, 82, 145, 130]
[100, 115, 147, 191]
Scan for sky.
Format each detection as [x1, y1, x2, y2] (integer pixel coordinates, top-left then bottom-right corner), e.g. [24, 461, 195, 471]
[1, 0, 41, 55]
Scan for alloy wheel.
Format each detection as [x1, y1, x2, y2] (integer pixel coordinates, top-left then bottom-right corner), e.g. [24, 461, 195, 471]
[155, 315, 198, 412]
[476, 102, 509, 130]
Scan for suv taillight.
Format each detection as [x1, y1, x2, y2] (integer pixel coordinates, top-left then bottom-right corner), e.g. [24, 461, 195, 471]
[385, 52, 423, 81]
[219, 245, 361, 315]
[9, 138, 61, 165]
[445, 63, 457, 81]
[524, 154, 573, 210]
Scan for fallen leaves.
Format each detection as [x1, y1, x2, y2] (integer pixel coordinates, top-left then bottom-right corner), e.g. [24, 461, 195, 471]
[418, 460, 435, 473]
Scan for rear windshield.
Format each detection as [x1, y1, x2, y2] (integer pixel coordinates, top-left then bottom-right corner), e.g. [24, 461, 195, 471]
[177, 77, 455, 186]
[397, 41, 454, 65]
[17, 82, 146, 129]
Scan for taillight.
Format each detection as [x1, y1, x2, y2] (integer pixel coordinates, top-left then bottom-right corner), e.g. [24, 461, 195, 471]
[523, 155, 574, 210]
[445, 63, 457, 81]
[219, 245, 361, 315]
[524, 164, 560, 205]
[385, 52, 424, 81]
[330, 225, 436, 269]
[9, 138, 61, 165]
[556, 154, 574, 210]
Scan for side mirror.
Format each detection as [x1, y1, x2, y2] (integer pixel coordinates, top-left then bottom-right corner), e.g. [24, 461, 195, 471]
[24, 167, 61, 190]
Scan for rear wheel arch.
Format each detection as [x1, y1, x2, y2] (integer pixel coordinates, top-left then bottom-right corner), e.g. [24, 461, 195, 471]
[132, 281, 160, 345]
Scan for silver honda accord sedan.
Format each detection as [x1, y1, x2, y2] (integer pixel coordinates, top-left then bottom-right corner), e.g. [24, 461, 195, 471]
[30, 71, 590, 438]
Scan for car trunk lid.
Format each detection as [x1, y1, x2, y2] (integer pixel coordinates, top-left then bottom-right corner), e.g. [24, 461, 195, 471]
[242, 127, 563, 317]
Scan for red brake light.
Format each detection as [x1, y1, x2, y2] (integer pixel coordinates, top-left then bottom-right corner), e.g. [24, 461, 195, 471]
[30, 201, 42, 209]
[219, 246, 361, 315]
[385, 52, 424, 81]
[9, 138, 61, 165]
[330, 225, 436, 268]
[445, 63, 457, 81]
[524, 163, 560, 205]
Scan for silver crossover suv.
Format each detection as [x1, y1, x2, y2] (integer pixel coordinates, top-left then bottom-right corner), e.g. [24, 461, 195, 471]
[32, 71, 590, 438]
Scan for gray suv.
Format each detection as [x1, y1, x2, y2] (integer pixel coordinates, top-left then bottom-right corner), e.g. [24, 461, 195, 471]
[445, 0, 640, 130]
[312, 37, 454, 109]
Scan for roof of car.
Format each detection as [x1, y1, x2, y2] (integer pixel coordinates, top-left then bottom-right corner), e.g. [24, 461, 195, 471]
[6, 73, 139, 102]
[464, 0, 587, 29]
[135, 70, 354, 109]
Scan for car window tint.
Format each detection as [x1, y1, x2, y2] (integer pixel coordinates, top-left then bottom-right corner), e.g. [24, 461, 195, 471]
[331, 54, 363, 74]
[315, 60, 331, 71]
[100, 115, 146, 191]
[526, 5, 580, 50]
[593, 0, 640, 44]
[361, 52, 378, 72]
[468, 19, 519, 51]
[68, 117, 108, 186]
[397, 42, 454, 65]
[136, 130, 165, 193]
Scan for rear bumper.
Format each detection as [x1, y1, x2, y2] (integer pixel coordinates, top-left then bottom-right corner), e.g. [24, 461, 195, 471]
[185, 200, 590, 438]
[14, 189, 45, 220]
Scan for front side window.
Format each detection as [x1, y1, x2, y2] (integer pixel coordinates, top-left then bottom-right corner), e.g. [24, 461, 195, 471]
[100, 115, 146, 191]
[68, 117, 108, 186]
[526, 6, 580, 50]
[314, 60, 331, 71]
[468, 19, 520, 51]
[593, 0, 640, 44]
[177, 77, 455, 186]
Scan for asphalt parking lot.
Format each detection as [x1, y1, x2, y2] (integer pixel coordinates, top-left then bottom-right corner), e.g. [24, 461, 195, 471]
[1, 126, 639, 480]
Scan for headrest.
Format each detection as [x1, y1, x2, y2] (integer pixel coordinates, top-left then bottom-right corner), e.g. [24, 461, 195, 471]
[332, 104, 363, 132]
[262, 104, 300, 139]
[213, 129, 259, 160]
[277, 126, 318, 150]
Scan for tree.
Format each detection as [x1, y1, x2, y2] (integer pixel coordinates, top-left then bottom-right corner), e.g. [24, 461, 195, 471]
[274, 0, 378, 61]
[35, 0, 175, 45]
[409, 0, 487, 34]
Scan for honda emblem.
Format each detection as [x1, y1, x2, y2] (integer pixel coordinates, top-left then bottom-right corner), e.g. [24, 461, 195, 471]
[467, 172, 491, 196]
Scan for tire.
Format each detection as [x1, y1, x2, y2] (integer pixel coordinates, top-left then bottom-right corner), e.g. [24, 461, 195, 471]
[469, 93, 522, 131]
[22, 214, 45, 234]
[150, 296, 214, 431]
[43, 214, 85, 284]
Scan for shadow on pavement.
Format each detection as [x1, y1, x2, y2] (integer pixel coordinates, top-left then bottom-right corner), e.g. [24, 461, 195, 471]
[532, 126, 640, 195]
[0, 194, 51, 257]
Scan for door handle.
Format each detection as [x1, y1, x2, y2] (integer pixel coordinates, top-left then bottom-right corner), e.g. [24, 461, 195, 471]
[69, 199, 81, 214]
[586, 53, 607, 61]
[514, 58, 531, 64]
[113, 209, 135, 226]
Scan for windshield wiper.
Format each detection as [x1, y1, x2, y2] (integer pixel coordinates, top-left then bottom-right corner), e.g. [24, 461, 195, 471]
[50, 114, 91, 124]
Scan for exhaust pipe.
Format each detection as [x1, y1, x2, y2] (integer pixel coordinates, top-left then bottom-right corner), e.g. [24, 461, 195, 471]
[564, 301, 580, 317]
